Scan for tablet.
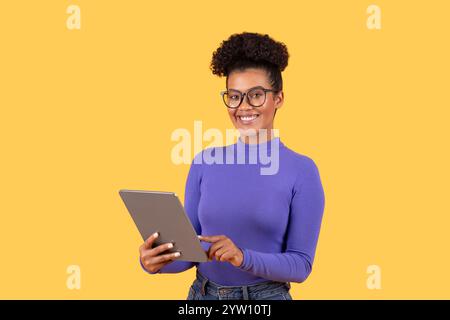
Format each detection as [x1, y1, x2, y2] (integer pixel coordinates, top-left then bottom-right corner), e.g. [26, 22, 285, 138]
[119, 189, 208, 263]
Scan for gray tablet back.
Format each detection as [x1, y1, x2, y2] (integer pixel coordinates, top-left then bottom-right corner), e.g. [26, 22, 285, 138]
[119, 189, 208, 263]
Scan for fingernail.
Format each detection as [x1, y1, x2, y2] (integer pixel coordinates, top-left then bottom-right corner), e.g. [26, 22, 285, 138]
[198, 235, 202, 238]
[153, 232, 159, 238]
[167, 243, 173, 249]
[174, 252, 180, 257]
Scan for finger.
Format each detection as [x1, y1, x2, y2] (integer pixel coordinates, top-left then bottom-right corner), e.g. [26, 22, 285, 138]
[198, 235, 226, 243]
[208, 241, 227, 260]
[201, 249, 213, 261]
[142, 245, 177, 261]
[146, 261, 165, 273]
[144, 231, 160, 249]
[149, 242, 174, 257]
[151, 251, 181, 264]
[207, 241, 224, 260]
[143, 259, 172, 273]
[219, 251, 233, 262]
[143, 252, 178, 268]
[214, 246, 230, 262]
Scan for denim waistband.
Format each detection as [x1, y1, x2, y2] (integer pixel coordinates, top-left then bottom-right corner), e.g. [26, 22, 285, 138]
[194, 269, 291, 300]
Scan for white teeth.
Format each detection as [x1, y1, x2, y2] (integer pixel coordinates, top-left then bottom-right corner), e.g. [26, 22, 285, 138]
[239, 115, 258, 121]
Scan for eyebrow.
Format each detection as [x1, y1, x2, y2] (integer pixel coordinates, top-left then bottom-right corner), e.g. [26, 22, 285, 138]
[226, 86, 265, 92]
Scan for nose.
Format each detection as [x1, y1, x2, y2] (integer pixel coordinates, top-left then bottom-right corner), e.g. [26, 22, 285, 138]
[237, 94, 252, 111]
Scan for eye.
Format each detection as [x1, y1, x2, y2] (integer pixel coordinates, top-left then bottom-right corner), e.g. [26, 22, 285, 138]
[250, 92, 263, 98]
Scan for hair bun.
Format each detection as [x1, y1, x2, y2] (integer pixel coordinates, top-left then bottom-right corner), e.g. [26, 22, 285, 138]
[211, 32, 289, 77]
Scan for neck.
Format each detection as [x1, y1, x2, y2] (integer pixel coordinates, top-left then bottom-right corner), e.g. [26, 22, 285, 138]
[239, 128, 275, 145]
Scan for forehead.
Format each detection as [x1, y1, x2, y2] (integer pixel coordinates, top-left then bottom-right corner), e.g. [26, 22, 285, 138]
[227, 68, 270, 90]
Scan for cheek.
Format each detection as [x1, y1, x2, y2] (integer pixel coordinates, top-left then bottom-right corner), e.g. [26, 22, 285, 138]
[260, 104, 276, 121]
[228, 110, 237, 120]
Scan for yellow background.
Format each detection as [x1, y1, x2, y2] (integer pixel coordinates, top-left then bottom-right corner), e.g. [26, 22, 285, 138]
[1, 0, 449, 299]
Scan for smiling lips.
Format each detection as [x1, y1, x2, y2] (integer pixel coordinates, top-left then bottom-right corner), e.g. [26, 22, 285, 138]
[237, 114, 259, 124]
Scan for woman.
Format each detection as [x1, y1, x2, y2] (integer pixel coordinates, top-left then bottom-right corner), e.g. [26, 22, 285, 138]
[139, 32, 325, 300]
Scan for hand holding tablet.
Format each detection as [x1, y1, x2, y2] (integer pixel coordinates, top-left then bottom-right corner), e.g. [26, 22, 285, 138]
[119, 189, 209, 270]
[138, 231, 182, 273]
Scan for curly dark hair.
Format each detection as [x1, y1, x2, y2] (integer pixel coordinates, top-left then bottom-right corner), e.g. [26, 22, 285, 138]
[210, 32, 289, 91]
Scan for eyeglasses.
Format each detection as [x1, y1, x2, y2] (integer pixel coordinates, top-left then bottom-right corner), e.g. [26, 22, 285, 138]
[220, 86, 279, 108]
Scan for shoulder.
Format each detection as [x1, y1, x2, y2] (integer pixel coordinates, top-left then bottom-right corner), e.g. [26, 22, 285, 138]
[280, 142, 322, 186]
[281, 142, 320, 172]
[279, 144, 324, 204]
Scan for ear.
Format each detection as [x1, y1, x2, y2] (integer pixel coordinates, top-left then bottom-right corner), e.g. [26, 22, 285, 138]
[274, 90, 284, 109]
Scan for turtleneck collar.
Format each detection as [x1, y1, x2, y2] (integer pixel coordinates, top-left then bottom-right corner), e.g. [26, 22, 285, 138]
[236, 136, 282, 149]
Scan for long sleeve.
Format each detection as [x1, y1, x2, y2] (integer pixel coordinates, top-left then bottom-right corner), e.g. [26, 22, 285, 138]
[140, 152, 203, 274]
[237, 158, 325, 283]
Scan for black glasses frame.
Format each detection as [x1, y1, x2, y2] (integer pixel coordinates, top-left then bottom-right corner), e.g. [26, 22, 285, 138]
[220, 86, 279, 108]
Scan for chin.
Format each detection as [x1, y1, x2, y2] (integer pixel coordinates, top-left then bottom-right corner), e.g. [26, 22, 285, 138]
[237, 126, 262, 137]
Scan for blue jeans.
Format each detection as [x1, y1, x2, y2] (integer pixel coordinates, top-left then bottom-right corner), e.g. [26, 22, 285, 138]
[187, 269, 293, 300]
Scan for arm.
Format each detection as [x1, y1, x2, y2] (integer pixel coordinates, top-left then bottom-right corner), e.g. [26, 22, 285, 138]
[237, 158, 325, 283]
[140, 152, 203, 274]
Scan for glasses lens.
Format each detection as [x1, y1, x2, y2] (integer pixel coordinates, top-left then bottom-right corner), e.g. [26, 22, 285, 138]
[248, 88, 266, 107]
[223, 90, 242, 108]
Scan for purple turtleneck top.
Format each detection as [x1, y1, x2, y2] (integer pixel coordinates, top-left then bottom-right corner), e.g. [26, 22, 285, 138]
[142, 137, 325, 285]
